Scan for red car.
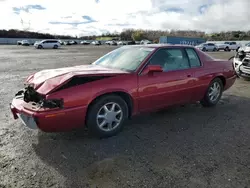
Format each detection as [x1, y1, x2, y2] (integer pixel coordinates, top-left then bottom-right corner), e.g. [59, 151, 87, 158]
[10, 44, 237, 138]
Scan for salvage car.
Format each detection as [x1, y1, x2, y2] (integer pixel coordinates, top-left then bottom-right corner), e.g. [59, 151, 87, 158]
[232, 50, 250, 78]
[10, 44, 237, 138]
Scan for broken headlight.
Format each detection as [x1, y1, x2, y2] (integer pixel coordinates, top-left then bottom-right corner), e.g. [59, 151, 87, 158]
[41, 99, 64, 109]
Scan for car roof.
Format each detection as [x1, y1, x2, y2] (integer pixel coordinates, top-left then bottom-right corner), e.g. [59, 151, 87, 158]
[125, 44, 196, 49]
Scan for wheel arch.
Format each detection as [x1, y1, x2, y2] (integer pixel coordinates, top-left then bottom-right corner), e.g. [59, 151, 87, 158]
[85, 90, 134, 124]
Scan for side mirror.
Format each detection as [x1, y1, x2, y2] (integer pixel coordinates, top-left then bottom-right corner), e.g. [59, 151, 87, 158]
[142, 65, 163, 75]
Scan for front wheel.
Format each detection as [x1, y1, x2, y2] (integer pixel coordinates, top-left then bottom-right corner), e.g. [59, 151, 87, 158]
[86, 95, 128, 138]
[53, 45, 58, 49]
[200, 78, 223, 107]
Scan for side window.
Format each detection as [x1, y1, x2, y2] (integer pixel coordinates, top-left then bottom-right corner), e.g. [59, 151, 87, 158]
[149, 48, 190, 72]
[185, 48, 201, 68]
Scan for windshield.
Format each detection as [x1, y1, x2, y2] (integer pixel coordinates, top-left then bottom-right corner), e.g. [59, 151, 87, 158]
[92, 46, 154, 72]
[246, 43, 250, 47]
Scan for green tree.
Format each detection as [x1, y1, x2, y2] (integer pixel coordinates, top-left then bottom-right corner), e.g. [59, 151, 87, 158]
[131, 30, 145, 41]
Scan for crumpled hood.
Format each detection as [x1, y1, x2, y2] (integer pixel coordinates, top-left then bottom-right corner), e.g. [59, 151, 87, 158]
[26, 64, 129, 94]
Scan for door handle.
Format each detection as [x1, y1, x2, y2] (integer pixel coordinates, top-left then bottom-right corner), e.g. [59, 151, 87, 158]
[187, 74, 191, 78]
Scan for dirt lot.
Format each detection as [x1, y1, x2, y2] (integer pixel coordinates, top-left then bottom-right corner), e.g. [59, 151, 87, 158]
[0, 45, 249, 188]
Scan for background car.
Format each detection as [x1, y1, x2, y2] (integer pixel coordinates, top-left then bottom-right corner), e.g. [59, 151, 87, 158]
[21, 40, 30, 46]
[17, 41, 22, 45]
[91, 41, 101, 45]
[80, 40, 91, 45]
[10, 45, 236, 138]
[34, 39, 61, 49]
[195, 43, 217, 51]
[216, 41, 241, 51]
[238, 42, 250, 52]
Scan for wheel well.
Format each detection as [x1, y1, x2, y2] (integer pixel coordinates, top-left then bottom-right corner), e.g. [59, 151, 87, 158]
[85, 91, 133, 123]
[216, 76, 226, 87]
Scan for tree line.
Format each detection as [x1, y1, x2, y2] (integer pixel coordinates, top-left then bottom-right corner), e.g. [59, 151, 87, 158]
[1, 29, 250, 41]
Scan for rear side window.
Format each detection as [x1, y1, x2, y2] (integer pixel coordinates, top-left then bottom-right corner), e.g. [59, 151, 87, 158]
[185, 48, 201, 67]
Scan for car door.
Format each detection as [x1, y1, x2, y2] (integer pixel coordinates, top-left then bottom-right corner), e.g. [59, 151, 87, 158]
[207, 43, 214, 51]
[184, 47, 209, 102]
[42, 41, 49, 48]
[137, 47, 195, 112]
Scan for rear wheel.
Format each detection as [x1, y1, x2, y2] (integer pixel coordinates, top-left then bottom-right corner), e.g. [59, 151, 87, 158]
[53, 45, 58, 49]
[86, 95, 128, 138]
[200, 78, 223, 107]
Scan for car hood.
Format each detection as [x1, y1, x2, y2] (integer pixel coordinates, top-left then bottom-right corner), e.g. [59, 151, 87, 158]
[239, 46, 250, 52]
[26, 64, 130, 94]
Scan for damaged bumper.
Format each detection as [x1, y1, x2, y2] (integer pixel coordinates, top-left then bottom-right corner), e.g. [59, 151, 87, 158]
[233, 58, 250, 78]
[10, 102, 38, 129]
[10, 89, 88, 132]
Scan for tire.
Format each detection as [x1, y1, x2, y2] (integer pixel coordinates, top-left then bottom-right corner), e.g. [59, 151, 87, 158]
[213, 48, 217, 51]
[86, 95, 129, 138]
[225, 46, 229, 51]
[200, 78, 223, 107]
[236, 47, 240, 52]
[38, 45, 42, 49]
[53, 45, 58, 49]
[202, 47, 206, 52]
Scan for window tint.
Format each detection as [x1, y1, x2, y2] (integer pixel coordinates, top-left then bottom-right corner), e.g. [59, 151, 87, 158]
[149, 48, 190, 71]
[230, 42, 236, 45]
[185, 48, 201, 67]
[207, 43, 214, 46]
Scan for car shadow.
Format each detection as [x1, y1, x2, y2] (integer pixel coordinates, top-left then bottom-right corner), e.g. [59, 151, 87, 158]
[32, 94, 250, 188]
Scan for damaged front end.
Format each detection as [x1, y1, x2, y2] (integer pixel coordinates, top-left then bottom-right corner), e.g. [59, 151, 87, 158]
[15, 85, 64, 110]
[233, 51, 250, 78]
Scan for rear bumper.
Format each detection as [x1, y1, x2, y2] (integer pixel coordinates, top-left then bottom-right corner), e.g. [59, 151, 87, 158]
[10, 97, 87, 132]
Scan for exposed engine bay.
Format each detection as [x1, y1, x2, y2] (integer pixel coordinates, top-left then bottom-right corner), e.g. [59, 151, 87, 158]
[14, 75, 112, 109]
[15, 85, 63, 109]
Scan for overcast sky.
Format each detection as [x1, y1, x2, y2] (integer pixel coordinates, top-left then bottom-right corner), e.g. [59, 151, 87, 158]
[0, 0, 249, 36]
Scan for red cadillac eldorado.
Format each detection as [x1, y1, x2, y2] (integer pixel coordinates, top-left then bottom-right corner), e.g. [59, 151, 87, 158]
[10, 44, 237, 138]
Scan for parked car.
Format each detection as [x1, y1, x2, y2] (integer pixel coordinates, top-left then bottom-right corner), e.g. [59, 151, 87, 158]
[17, 41, 22, 45]
[34, 40, 61, 49]
[216, 42, 241, 51]
[21, 40, 30, 46]
[10, 45, 236, 138]
[127, 41, 136, 45]
[195, 43, 217, 51]
[70, 40, 78, 45]
[140, 40, 152, 45]
[232, 50, 250, 78]
[238, 42, 250, 53]
[63, 41, 71, 45]
[80, 40, 91, 45]
[91, 41, 101, 45]
[117, 41, 126, 45]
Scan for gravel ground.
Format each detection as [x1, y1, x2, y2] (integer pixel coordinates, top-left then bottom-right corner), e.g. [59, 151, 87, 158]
[0, 45, 249, 188]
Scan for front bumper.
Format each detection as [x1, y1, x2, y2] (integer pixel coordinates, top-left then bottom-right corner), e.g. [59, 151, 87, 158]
[233, 59, 250, 78]
[10, 96, 88, 132]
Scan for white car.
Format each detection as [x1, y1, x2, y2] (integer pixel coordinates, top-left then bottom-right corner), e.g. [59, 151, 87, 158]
[233, 50, 250, 78]
[195, 43, 217, 51]
[34, 40, 61, 49]
[216, 41, 241, 51]
[140, 40, 152, 45]
[238, 42, 250, 53]
[21, 40, 30, 46]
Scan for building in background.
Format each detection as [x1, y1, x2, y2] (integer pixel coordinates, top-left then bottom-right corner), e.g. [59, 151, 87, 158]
[159, 36, 207, 46]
